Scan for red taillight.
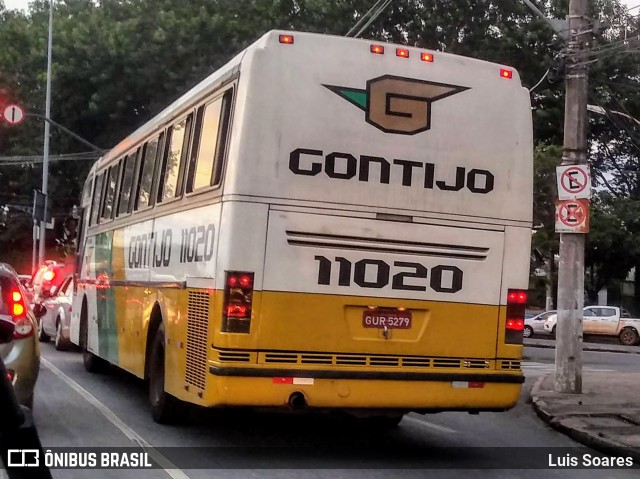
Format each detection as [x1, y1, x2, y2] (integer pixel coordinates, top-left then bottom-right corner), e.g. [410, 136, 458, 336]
[396, 48, 409, 58]
[12, 303, 25, 317]
[421, 52, 434, 62]
[222, 272, 254, 333]
[370, 45, 384, 54]
[279, 34, 294, 44]
[12, 291, 22, 302]
[507, 290, 527, 304]
[500, 68, 513, 79]
[505, 319, 524, 331]
[43, 270, 55, 281]
[505, 289, 527, 344]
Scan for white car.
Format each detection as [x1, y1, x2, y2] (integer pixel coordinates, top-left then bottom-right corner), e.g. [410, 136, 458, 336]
[524, 310, 556, 338]
[36, 275, 74, 350]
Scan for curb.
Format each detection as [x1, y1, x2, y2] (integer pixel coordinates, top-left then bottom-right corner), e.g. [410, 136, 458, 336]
[530, 374, 640, 463]
[525, 341, 640, 355]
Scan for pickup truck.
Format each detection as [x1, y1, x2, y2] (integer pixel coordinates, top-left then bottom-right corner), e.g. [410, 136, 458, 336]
[543, 306, 640, 346]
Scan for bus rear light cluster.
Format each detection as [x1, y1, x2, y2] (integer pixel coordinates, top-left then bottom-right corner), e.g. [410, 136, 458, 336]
[505, 289, 527, 344]
[222, 272, 254, 334]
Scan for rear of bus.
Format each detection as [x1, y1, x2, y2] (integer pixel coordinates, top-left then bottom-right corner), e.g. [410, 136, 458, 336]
[209, 31, 532, 414]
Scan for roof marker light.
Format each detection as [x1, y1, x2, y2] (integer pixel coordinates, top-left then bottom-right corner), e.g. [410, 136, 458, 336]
[370, 45, 384, 54]
[279, 34, 294, 44]
[396, 48, 409, 58]
[421, 52, 434, 62]
[500, 69, 513, 79]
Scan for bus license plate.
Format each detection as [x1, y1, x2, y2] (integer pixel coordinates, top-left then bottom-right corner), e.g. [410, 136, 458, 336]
[362, 310, 412, 329]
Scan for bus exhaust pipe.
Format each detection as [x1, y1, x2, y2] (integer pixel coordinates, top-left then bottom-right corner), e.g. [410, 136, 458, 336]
[288, 392, 307, 410]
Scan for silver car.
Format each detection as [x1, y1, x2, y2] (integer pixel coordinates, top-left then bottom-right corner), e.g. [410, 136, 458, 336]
[524, 310, 557, 338]
[36, 274, 74, 351]
[0, 263, 40, 408]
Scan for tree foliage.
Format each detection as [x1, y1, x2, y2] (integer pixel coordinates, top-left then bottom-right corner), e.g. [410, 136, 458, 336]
[0, 0, 637, 287]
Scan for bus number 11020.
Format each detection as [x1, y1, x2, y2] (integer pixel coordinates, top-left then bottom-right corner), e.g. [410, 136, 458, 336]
[313, 256, 463, 293]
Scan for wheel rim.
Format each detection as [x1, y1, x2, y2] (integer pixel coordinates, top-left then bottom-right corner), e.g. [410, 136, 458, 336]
[524, 327, 532, 338]
[621, 330, 635, 345]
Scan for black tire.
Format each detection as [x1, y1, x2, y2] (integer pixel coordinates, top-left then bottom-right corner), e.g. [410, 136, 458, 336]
[551, 325, 556, 339]
[81, 305, 107, 373]
[523, 326, 533, 339]
[54, 318, 70, 351]
[619, 328, 639, 346]
[23, 393, 34, 410]
[148, 326, 181, 424]
[38, 318, 50, 342]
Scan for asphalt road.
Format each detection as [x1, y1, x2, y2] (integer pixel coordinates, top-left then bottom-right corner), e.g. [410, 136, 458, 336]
[20, 344, 640, 479]
[523, 345, 640, 375]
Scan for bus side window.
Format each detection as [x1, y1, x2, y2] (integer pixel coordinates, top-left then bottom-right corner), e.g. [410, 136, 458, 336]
[117, 150, 138, 217]
[187, 90, 232, 193]
[158, 114, 193, 202]
[90, 173, 105, 226]
[135, 135, 161, 211]
[101, 162, 120, 221]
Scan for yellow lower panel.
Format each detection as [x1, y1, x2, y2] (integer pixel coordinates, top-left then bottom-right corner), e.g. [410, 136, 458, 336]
[202, 375, 521, 411]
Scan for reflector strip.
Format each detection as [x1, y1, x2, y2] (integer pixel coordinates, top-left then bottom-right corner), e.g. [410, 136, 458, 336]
[272, 377, 315, 385]
[451, 381, 485, 389]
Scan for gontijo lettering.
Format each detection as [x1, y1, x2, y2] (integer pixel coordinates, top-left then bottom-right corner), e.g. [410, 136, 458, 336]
[128, 223, 215, 269]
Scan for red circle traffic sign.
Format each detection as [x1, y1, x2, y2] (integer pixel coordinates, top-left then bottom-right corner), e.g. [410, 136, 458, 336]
[558, 201, 586, 227]
[560, 166, 588, 195]
[2, 104, 25, 126]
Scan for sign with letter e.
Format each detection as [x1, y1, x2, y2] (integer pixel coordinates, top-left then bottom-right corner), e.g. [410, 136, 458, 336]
[556, 165, 591, 200]
[555, 199, 589, 233]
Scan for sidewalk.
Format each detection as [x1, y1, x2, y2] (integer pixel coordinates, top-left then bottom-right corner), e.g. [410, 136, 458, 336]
[530, 371, 640, 461]
[525, 337, 640, 354]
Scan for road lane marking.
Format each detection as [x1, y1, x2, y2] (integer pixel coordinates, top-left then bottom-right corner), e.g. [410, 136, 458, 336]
[403, 415, 458, 433]
[41, 358, 191, 479]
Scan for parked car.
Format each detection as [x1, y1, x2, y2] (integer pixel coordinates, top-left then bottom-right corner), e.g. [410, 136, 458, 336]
[543, 306, 640, 346]
[524, 310, 556, 338]
[0, 263, 39, 408]
[36, 275, 74, 350]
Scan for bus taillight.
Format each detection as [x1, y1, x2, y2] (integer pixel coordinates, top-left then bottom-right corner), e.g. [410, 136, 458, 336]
[222, 271, 254, 334]
[505, 289, 527, 344]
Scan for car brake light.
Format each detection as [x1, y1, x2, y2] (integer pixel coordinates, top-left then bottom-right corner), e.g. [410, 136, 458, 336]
[222, 271, 254, 333]
[505, 289, 527, 344]
[43, 270, 55, 281]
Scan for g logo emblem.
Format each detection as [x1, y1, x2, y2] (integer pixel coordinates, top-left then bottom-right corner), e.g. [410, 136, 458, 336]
[325, 75, 468, 135]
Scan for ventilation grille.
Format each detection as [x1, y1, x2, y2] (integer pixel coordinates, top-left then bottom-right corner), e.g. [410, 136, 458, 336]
[217, 351, 251, 363]
[185, 291, 210, 390]
[261, 352, 492, 369]
[500, 360, 522, 370]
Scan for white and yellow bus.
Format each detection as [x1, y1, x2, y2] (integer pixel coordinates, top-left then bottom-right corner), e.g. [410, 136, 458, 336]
[70, 30, 533, 425]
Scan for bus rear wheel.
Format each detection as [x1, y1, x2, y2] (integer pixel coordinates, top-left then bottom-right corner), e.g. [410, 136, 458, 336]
[148, 326, 181, 424]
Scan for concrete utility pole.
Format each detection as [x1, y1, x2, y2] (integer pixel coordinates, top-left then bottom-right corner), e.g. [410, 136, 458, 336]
[38, 0, 54, 266]
[555, 0, 591, 394]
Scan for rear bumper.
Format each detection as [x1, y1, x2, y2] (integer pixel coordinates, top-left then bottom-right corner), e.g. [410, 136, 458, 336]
[210, 366, 524, 383]
[3, 336, 40, 406]
[202, 366, 523, 411]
